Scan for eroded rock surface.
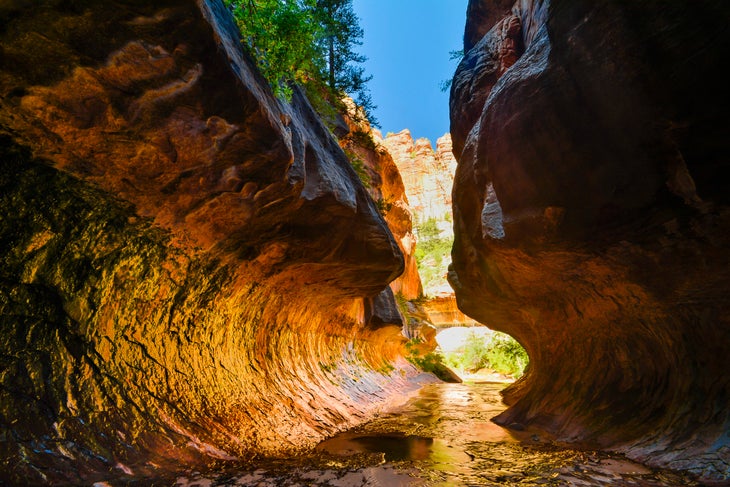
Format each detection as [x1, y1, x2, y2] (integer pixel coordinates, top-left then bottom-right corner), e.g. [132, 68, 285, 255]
[423, 295, 478, 328]
[383, 130, 455, 224]
[337, 111, 422, 300]
[0, 1, 426, 484]
[450, 0, 730, 483]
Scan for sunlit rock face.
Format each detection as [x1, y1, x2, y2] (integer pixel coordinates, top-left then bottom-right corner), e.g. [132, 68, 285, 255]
[383, 130, 455, 223]
[337, 111, 423, 300]
[383, 131, 457, 296]
[0, 1, 429, 484]
[450, 0, 730, 482]
[422, 295, 477, 328]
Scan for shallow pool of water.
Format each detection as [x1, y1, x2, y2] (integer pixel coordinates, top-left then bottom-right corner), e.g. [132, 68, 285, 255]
[171, 382, 702, 486]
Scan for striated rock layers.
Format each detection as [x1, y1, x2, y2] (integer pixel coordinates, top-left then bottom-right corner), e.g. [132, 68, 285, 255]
[0, 1, 431, 484]
[422, 295, 478, 328]
[450, 0, 730, 483]
[383, 130, 456, 224]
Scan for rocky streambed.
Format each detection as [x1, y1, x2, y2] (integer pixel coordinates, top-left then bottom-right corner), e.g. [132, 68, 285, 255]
[171, 382, 702, 487]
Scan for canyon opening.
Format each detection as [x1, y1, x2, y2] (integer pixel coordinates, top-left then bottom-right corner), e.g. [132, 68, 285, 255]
[0, 1, 728, 486]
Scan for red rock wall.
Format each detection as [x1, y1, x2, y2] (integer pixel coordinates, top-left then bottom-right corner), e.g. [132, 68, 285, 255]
[450, 0, 730, 483]
[0, 1, 428, 484]
[423, 295, 478, 328]
[337, 113, 423, 300]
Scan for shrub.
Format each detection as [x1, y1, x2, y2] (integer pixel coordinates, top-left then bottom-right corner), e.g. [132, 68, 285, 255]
[414, 217, 452, 294]
[444, 331, 529, 378]
[343, 148, 371, 188]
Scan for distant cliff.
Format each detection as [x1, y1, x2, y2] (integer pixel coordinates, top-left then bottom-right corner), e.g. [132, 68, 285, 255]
[383, 130, 457, 296]
[383, 130, 456, 224]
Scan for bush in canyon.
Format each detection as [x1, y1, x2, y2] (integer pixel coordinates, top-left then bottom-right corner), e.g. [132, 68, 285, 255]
[444, 331, 528, 378]
[414, 217, 453, 293]
[342, 148, 371, 188]
[404, 338, 461, 382]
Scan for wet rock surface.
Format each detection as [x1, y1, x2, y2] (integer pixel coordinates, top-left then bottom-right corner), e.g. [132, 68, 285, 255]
[171, 383, 702, 486]
[450, 0, 730, 483]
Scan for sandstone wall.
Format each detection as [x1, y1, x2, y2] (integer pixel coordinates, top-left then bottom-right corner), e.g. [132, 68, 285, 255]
[383, 130, 455, 224]
[450, 0, 730, 482]
[337, 112, 423, 300]
[0, 1, 429, 484]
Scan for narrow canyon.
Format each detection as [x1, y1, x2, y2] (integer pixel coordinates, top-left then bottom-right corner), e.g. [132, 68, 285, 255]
[0, 0, 728, 485]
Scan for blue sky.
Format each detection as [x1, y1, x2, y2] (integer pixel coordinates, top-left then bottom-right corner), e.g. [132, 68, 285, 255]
[352, 0, 469, 144]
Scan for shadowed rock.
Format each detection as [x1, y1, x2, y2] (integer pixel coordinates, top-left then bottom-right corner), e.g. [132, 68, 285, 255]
[450, 0, 730, 483]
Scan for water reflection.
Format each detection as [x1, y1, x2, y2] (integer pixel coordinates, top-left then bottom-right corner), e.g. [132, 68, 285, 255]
[354, 435, 433, 462]
[171, 383, 701, 487]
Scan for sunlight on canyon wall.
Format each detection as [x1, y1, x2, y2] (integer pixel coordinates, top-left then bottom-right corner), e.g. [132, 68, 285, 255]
[0, 1, 433, 484]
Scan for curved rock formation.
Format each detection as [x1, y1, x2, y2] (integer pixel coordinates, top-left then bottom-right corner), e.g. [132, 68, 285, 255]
[450, 0, 730, 483]
[0, 1, 431, 484]
[337, 111, 423, 300]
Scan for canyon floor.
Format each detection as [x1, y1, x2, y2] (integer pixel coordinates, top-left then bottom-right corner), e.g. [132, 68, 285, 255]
[168, 381, 702, 487]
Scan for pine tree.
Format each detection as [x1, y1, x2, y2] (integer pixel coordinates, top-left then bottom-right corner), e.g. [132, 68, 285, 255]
[225, 0, 376, 124]
[226, 0, 323, 99]
[315, 0, 375, 124]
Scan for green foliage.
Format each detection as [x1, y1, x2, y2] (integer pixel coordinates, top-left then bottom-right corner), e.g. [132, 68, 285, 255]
[316, 0, 376, 124]
[375, 197, 392, 216]
[405, 338, 443, 373]
[303, 81, 341, 129]
[439, 48, 464, 93]
[346, 129, 378, 151]
[449, 49, 465, 60]
[227, 0, 322, 99]
[319, 361, 335, 373]
[438, 79, 452, 93]
[406, 337, 462, 382]
[416, 218, 440, 239]
[394, 291, 412, 322]
[414, 217, 453, 293]
[443, 331, 529, 378]
[225, 0, 377, 124]
[343, 148, 371, 188]
[375, 361, 395, 375]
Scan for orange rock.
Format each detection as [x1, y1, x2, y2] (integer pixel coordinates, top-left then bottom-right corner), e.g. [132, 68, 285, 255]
[0, 1, 420, 483]
[338, 108, 423, 300]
